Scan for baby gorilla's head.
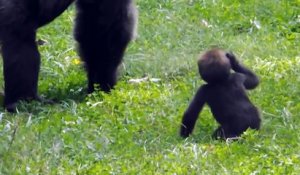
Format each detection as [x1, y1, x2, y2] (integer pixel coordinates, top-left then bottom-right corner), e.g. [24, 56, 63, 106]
[198, 48, 231, 83]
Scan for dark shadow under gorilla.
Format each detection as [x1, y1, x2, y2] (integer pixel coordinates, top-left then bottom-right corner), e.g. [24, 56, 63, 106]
[0, 0, 137, 112]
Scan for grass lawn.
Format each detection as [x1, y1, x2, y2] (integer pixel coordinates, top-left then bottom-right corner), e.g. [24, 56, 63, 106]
[1, 0, 300, 174]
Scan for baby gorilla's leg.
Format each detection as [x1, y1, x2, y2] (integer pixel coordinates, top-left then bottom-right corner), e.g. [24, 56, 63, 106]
[212, 125, 240, 140]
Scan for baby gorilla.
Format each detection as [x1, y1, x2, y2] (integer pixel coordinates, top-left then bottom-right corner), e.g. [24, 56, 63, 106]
[180, 48, 261, 139]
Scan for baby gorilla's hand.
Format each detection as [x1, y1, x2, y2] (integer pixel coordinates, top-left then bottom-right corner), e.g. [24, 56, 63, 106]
[226, 52, 239, 70]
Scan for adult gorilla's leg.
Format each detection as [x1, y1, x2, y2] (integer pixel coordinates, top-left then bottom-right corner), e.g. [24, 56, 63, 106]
[37, 0, 75, 27]
[2, 31, 40, 112]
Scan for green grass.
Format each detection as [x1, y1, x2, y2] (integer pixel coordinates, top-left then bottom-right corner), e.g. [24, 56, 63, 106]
[1, 0, 300, 174]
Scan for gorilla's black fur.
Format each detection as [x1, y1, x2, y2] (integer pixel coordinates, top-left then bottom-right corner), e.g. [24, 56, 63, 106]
[0, 0, 137, 112]
[75, 0, 137, 93]
[180, 49, 261, 139]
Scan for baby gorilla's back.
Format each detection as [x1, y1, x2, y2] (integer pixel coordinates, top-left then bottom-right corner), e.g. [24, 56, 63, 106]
[205, 74, 261, 138]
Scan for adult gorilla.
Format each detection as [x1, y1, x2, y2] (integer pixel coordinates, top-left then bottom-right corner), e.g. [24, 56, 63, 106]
[0, 0, 137, 112]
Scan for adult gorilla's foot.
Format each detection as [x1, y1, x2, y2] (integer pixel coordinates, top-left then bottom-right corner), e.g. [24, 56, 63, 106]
[4, 96, 55, 113]
[5, 103, 17, 113]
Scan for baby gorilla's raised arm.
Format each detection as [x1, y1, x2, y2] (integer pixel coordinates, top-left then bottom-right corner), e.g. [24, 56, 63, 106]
[226, 53, 259, 89]
[180, 86, 206, 138]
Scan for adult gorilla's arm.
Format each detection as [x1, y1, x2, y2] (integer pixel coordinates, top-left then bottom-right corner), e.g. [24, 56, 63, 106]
[0, 0, 75, 112]
[37, 0, 74, 26]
